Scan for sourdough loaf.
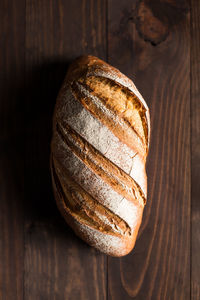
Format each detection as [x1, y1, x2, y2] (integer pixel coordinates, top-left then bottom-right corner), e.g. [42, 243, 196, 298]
[50, 55, 150, 257]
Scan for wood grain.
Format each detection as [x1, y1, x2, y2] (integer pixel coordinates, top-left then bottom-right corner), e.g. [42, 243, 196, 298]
[191, 0, 200, 299]
[24, 0, 107, 299]
[0, 0, 25, 299]
[0, 0, 199, 299]
[107, 0, 190, 299]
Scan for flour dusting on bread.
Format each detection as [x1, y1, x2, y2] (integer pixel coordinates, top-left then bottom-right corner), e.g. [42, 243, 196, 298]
[51, 55, 150, 256]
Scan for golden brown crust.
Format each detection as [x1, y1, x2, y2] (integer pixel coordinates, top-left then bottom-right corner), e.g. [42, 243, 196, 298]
[50, 156, 143, 257]
[66, 55, 150, 152]
[50, 55, 150, 256]
[80, 76, 148, 149]
[55, 120, 146, 206]
[51, 155, 132, 236]
[71, 81, 146, 159]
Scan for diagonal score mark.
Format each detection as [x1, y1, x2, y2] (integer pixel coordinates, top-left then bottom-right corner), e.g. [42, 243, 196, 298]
[71, 81, 147, 158]
[51, 155, 132, 237]
[78, 75, 149, 148]
[56, 119, 146, 207]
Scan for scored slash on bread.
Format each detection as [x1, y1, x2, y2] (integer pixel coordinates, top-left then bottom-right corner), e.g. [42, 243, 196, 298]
[73, 76, 148, 156]
[51, 155, 132, 237]
[55, 120, 146, 206]
[50, 55, 150, 256]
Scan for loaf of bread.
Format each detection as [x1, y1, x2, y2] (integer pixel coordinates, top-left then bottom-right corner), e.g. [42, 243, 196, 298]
[50, 55, 150, 257]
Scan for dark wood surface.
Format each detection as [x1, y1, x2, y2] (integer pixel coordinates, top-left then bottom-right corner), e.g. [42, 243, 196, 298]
[0, 0, 199, 299]
[191, 0, 200, 299]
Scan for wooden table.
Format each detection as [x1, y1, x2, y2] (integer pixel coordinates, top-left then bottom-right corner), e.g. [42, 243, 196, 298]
[0, 1, 199, 299]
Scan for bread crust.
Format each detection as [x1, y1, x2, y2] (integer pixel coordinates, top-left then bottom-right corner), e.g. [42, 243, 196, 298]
[51, 55, 150, 257]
